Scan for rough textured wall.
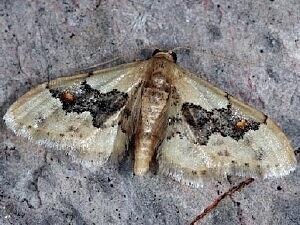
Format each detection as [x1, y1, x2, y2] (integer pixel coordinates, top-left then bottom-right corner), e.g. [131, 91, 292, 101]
[0, 1, 299, 225]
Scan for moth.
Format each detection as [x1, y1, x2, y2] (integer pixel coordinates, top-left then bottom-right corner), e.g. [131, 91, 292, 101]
[4, 49, 297, 186]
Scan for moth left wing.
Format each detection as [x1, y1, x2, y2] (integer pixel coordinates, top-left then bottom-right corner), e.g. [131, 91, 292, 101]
[158, 65, 296, 186]
[4, 61, 146, 165]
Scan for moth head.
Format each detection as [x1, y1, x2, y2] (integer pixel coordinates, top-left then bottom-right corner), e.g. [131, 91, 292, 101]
[152, 49, 177, 63]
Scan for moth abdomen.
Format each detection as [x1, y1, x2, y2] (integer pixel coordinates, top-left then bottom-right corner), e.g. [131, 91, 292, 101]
[134, 63, 172, 175]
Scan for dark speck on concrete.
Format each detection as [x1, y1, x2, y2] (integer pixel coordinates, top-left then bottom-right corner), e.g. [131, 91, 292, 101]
[207, 23, 222, 41]
[266, 67, 280, 82]
[277, 186, 282, 191]
[264, 33, 282, 53]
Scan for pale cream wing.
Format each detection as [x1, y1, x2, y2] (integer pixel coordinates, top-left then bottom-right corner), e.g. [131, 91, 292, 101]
[4, 61, 147, 165]
[158, 65, 296, 186]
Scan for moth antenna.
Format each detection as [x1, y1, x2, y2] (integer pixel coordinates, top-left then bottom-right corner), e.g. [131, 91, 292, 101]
[171, 45, 275, 70]
[85, 55, 123, 71]
[190, 47, 267, 69]
[170, 45, 192, 52]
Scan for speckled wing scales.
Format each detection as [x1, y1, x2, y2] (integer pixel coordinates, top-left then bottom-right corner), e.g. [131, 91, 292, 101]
[158, 66, 297, 187]
[4, 61, 146, 166]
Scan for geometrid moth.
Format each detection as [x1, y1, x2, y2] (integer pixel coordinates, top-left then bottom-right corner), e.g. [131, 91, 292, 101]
[4, 49, 296, 187]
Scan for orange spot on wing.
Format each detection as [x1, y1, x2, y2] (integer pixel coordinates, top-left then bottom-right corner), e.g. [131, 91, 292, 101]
[235, 119, 248, 129]
[60, 91, 76, 103]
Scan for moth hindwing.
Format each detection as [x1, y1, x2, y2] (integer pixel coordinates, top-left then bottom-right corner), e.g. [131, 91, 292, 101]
[4, 50, 296, 186]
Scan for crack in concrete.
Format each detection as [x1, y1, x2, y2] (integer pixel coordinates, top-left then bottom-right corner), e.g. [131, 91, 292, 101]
[230, 197, 245, 225]
[58, 197, 89, 225]
[14, 37, 29, 78]
[36, 24, 52, 86]
[21, 198, 34, 209]
[28, 151, 48, 208]
[189, 178, 254, 225]
[227, 176, 246, 225]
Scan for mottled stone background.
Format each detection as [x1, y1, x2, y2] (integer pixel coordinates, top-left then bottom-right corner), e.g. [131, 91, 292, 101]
[0, 1, 299, 225]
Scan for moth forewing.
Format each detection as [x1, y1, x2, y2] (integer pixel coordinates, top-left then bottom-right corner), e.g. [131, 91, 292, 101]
[4, 60, 145, 167]
[157, 54, 296, 185]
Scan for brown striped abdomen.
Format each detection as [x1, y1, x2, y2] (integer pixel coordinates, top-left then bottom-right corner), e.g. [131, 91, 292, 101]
[134, 73, 171, 175]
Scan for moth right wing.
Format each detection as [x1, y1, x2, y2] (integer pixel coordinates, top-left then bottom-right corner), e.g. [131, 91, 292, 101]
[158, 65, 296, 186]
[4, 61, 147, 165]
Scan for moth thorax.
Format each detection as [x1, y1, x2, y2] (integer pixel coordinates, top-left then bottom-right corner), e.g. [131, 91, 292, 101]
[147, 72, 171, 92]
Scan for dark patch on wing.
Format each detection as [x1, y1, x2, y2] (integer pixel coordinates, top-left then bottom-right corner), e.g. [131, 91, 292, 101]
[182, 103, 260, 145]
[168, 116, 182, 126]
[49, 81, 128, 128]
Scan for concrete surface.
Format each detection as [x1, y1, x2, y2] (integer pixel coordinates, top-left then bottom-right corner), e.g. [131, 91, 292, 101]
[0, 1, 299, 225]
